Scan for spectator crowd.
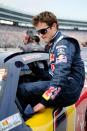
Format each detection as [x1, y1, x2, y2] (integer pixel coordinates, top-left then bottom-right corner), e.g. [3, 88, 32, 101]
[0, 24, 87, 48]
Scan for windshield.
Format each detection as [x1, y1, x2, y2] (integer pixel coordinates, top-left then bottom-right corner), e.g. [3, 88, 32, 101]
[0, 65, 8, 105]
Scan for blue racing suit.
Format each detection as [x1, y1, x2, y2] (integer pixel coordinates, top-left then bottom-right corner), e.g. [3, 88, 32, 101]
[18, 31, 85, 109]
[41, 31, 85, 107]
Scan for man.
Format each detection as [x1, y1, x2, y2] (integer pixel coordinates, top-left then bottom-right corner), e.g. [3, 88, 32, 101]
[19, 30, 44, 52]
[31, 11, 85, 112]
[18, 11, 85, 116]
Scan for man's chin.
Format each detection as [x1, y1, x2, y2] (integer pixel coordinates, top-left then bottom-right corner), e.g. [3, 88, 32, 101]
[43, 38, 49, 44]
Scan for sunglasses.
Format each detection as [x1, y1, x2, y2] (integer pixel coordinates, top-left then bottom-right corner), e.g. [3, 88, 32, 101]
[37, 26, 51, 35]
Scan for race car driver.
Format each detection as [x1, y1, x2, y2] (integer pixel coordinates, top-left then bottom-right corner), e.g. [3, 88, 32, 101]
[18, 11, 85, 116]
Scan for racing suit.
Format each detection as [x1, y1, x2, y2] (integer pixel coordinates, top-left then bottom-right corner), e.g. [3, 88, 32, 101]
[41, 31, 85, 107]
[18, 31, 85, 109]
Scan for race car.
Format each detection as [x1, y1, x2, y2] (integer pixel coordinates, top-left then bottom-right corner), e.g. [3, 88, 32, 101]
[0, 49, 87, 131]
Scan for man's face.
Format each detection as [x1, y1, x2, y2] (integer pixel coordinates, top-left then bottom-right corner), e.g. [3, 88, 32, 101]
[35, 22, 57, 44]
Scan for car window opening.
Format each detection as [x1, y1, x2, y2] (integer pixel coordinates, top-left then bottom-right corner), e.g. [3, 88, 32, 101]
[15, 60, 50, 120]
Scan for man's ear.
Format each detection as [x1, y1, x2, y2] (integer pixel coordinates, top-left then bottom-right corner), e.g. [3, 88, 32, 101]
[52, 23, 57, 28]
[51, 23, 57, 31]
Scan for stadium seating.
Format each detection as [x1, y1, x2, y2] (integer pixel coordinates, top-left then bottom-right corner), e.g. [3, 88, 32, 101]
[0, 24, 87, 48]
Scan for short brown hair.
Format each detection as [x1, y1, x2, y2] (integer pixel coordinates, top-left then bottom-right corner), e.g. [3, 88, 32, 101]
[32, 11, 58, 29]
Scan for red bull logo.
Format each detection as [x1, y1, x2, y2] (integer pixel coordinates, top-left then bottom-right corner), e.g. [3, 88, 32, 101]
[50, 53, 54, 63]
[56, 55, 67, 63]
[42, 87, 61, 100]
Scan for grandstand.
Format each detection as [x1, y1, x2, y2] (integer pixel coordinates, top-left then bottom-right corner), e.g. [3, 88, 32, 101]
[0, 4, 87, 30]
[61, 30, 87, 44]
[0, 4, 87, 48]
[0, 24, 27, 48]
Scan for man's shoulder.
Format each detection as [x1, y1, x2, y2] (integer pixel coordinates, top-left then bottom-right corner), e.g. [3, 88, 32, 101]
[54, 36, 80, 52]
[59, 35, 80, 48]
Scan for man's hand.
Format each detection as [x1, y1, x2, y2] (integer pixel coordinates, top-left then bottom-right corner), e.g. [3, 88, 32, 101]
[33, 103, 46, 112]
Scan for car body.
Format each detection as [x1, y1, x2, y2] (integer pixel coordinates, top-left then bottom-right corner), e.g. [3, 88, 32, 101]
[0, 49, 87, 131]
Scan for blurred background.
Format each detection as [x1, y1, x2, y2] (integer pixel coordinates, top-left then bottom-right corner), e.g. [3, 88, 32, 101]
[0, 0, 87, 51]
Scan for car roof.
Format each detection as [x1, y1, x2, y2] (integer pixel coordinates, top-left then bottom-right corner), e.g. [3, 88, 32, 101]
[0, 48, 86, 65]
[0, 51, 49, 65]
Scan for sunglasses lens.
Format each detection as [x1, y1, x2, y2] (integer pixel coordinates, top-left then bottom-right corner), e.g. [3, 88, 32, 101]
[37, 25, 51, 35]
[41, 29, 47, 34]
[38, 29, 47, 35]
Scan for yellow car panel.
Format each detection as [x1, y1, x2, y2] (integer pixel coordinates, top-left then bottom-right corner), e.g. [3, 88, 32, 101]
[66, 105, 75, 131]
[26, 108, 54, 131]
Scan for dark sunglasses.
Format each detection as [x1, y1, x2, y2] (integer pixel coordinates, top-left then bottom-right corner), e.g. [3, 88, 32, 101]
[37, 26, 51, 35]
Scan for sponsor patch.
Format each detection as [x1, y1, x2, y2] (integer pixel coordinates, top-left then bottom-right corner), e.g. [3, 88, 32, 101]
[49, 69, 53, 76]
[56, 47, 65, 55]
[51, 63, 55, 71]
[56, 45, 67, 49]
[23, 54, 41, 61]
[0, 113, 22, 131]
[50, 53, 54, 63]
[42, 86, 61, 100]
[56, 55, 67, 63]
[0, 69, 7, 81]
